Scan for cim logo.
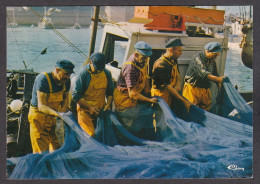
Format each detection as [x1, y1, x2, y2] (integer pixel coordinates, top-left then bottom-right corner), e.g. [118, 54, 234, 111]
[227, 165, 244, 171]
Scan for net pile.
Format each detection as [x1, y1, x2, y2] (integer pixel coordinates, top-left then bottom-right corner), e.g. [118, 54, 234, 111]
[7, 77, 253, 179]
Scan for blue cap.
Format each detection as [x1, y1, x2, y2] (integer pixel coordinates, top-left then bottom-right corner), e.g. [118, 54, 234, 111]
[56, 59, 75, 74]
[134, 41, 152, 57]
[90, 52, 107, 70]
[204, 42, 222, 53]
[165, 38, 183, 48]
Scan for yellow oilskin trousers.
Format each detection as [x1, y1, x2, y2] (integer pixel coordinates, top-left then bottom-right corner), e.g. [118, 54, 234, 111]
[28, 72, 65, 154]
[113, 61, 147, 128]
[77, 71, 107, 137]
[113, 61, 147, 111]
[182, 82, 212, 111]
[151, 57, 180, 106]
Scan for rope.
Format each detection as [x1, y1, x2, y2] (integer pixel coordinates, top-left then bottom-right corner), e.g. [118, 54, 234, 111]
[99, 12, 129, 32]
[7, 13, 27, 69]
[29, 7, 88, 59]
[244, 7, 247, 21]
[239, 6, 244, 22]
[27, 46, 49, 67]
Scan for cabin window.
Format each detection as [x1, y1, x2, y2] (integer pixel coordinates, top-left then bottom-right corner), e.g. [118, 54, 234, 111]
[114, 41, 128, 66]
[102, 33, 128, 65]
[186, 26, 214, 37]
[148, 49, 165, 77]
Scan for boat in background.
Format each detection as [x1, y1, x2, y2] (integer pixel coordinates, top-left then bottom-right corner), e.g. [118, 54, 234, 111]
[38, 17, 52, 29]
[240, 6, 253, 69]
[224, 6, 253, 69]
[7, 69, 38, 157]
[38, 7, 61, 29]
[7, 8, 18, 28]
[224, 14, 244, 36]
[72, 6, 81, 29]
[240, 23, 253, 69]
[72, 23, 81, 29]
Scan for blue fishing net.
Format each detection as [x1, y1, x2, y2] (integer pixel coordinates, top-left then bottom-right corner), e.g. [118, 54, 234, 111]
[214, 78, 253, 125]
[7, 77, 253, 179]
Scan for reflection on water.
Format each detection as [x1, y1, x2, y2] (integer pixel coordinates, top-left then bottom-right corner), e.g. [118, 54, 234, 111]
[7, 27, 252, 92]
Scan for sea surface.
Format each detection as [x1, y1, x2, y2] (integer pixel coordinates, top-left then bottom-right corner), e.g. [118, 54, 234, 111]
[7, 26, 253, 92]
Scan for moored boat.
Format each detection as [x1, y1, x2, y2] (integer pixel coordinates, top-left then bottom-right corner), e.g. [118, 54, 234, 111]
[37, 7, 61, 29]
[240, 23, 253, 69]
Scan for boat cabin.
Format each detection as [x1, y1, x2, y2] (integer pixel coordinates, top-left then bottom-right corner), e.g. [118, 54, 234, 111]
[99, 6, 230, 105]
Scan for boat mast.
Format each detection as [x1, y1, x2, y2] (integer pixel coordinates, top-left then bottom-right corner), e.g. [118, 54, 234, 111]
[76, 7, 79, 24]
[12, 8, 16, 24]
[88, 6, 100, 57]
[249, 6, 252, 23]
[44, 6, 47, 18]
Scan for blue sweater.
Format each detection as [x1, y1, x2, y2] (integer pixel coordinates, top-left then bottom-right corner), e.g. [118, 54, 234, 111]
[72, 64, 114, 103]
[30, 72, 70, 107]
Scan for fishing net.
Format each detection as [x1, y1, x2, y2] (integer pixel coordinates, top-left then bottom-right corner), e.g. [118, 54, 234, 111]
[214, 78, 253, 125]
[7, 77, 253, 179]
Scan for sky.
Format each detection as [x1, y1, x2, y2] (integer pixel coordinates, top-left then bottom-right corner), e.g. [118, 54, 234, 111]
[197, 6, 253, 17]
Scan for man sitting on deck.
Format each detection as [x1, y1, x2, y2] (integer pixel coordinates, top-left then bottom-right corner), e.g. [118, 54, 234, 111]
[28, 60, 74, 154]
[182, 42, 225, 111]
[151, 38, 192, 112]
[113, 41, 157, 132]
[72, 52, 114, 137]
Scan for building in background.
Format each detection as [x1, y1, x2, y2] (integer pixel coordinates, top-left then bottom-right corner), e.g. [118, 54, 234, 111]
[6, 6, 135, 28]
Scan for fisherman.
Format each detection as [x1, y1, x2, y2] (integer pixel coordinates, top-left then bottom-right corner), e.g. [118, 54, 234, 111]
[72, 52, 114, 137]
[182, 42, 225, 111]
[113, 41, 157, 130]
[28, 59, 75, 154]
[151, 38, 192, 111]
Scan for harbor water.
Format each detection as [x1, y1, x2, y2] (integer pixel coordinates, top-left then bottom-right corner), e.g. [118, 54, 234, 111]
[7, 27, 253, 93]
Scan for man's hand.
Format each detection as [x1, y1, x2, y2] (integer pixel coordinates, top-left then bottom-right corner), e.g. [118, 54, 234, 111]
[53, 111, 60, 117]
[174, 79, 181, 93]
[217, 76, 225, 83]
[174, 85, 181, 93]
[103, 104, 111, 111]
[149, 97, 158, 103]
[88, 105, 100, 115]
[183, 100, 193, 113]
[58, 107, 69, 113]
[104, 96, 113, 111]
[217, 82, 222, 92]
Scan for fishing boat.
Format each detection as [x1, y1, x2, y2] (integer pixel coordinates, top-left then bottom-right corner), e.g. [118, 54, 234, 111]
[102, 6, 229, 106]
[37, 7, 52, 29]
[38, 7, 61, 29]
[6, 6, 253, 179]
[7, 7, 19, 28]
[241, 23, 253, 69]
[224, 7, 253, 69]
[38, 17, 52, 29]
[7, 69, 38, 157]
[72, 6, 81, 29]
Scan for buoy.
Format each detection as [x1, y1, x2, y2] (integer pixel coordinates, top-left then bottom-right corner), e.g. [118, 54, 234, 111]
[9, 99, 23, 112]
